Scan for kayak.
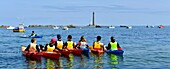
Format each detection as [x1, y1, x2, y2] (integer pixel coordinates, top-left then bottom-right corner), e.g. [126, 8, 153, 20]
[81, 48, 90, 58]
[89, 46, 104, 56]
[68, 49, 83, 55]
[21, 46, 41, 60]
[21, 46, 60, 59]
[56, 50, 71, 57]
[30, 36, 43, 38]
[106, 50, 124, 55]
[91, 49, 104, 56]
[42, 52, 61, 59]
[20, 35, 43, 38]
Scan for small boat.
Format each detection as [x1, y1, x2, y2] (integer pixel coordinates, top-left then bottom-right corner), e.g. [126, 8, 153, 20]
[158, 25, 164, 28]
[53, 26, 59, 29]
[68, 49, 83, 56]
[42, 52, 61, 59]
[126, 26, 132, 29]
[62, 27, 68, 30]
[13, 24, 25, 32]
[7, 26, 15, 29]
[106, 50, 124, 55]
[108, 26, 115, 28]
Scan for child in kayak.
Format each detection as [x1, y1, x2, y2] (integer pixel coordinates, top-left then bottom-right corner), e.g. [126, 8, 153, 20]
[76, 35, 89, 49]
[63, 35, 76, 50]
[55, 34, 64, 51]
[92, 36, 105, 50]
[43, 38, 57, 52]
[106, 36, 122, 51]
[25, 38, 40, 53]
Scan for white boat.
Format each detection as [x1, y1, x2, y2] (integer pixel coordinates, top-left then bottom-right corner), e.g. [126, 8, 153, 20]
[53, 26, 59, 29]
[108, 26, 115, 28]
[7, 26, 15, 29]
[62, 27, 68, 30]
[126, 26, 132, 29]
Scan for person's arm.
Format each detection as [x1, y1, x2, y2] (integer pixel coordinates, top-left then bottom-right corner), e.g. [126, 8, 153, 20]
[25, 45, 30, 51]
[117, 43, 122, 50]
[107, 43, 111, 50]
[63, 42, 67, 49]
[73, 42, 76, 49]
[36, 45, 40, 52]
[93, 42, 95, 49]
[86, 43, 89, 48]
[43, 44, 48, 51]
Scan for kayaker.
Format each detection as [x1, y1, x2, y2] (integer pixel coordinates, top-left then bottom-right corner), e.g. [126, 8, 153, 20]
[25, 38, 40, 53]
[63, 35, 76, 50]
[76, 35, 89, 49]
[55, 34, 64, 51]
[93, 36, 104, 50]
[43, 38, 57, 52]
[106, 36, 122, 50]
[31, 31, 37, 36]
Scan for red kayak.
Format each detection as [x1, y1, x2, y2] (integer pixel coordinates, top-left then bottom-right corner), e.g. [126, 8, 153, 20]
[21, 46, 41, 60]
[42, 52, 61, 59]
[56, 50, 71, 57]
[68, 49, 83, 55]
[21, 46, 61, 59]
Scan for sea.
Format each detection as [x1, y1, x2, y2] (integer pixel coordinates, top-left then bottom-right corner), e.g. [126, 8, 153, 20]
[0, 26, 170, 69]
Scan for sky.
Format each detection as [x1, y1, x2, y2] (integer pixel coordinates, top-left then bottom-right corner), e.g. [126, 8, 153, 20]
[0, 0, 170, 26]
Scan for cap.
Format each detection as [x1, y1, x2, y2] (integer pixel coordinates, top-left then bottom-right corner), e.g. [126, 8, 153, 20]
[50, 38, 56, 43]
[57, 34, 61, 39]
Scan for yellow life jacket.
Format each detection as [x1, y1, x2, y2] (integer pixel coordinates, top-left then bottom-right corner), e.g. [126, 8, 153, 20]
[94, 42, 101, 49]
[46, 44, 55, 52]
[67, 41, 74, 49]
[56, 41, 63, 49]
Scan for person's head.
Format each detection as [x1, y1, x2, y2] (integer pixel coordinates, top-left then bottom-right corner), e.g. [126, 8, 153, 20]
[31, 38, 36, 43]
[32, 31, 34, 33]
[111, 36, 115, 42]
[50, 38, 56, 44]
[57, 34, 61, 40]
[96, 36, 101, 41]
[80, 35, 86, 42]
[67, 35, 72, 40]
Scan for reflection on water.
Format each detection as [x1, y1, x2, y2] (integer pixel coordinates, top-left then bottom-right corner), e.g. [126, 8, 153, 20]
[108, 54, 124, 69]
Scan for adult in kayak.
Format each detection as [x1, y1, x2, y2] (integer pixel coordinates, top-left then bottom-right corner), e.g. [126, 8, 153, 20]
[106, 36, 122, 51]
[31, 31, 37, 36]
[43, 38, 57, 52]
[63, 35, 76, 50]
[55, 34, 64, 51]
[76, 35, 89, 49]
[93, 36, 105, 50]
[25, 38, 40, 53]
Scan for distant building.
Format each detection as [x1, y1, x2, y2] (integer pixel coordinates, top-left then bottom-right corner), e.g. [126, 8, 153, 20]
[89, 12, 96, 26]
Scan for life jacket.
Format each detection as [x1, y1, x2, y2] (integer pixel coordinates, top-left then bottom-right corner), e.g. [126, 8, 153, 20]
[94, 42, 101, 50]
[56, 41, 63, 49]
[67, 41, 74, 49]
[110, 42, 118, 50]
[32, 33, 36, 36]
[29, 43, 37, 53]
[46, 43, 55, 52]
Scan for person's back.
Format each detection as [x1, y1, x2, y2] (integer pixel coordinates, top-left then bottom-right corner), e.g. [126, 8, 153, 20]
[56, 34, 64, 50]
[44, 38, 56, 52]
[93, 36, 104, 50]
[77, 36, 88, 49]
[25, 38, 40, 53]
[64, 35, 76, 50]
[107, 36, 122, 50]
[31, 31, 37, 36]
